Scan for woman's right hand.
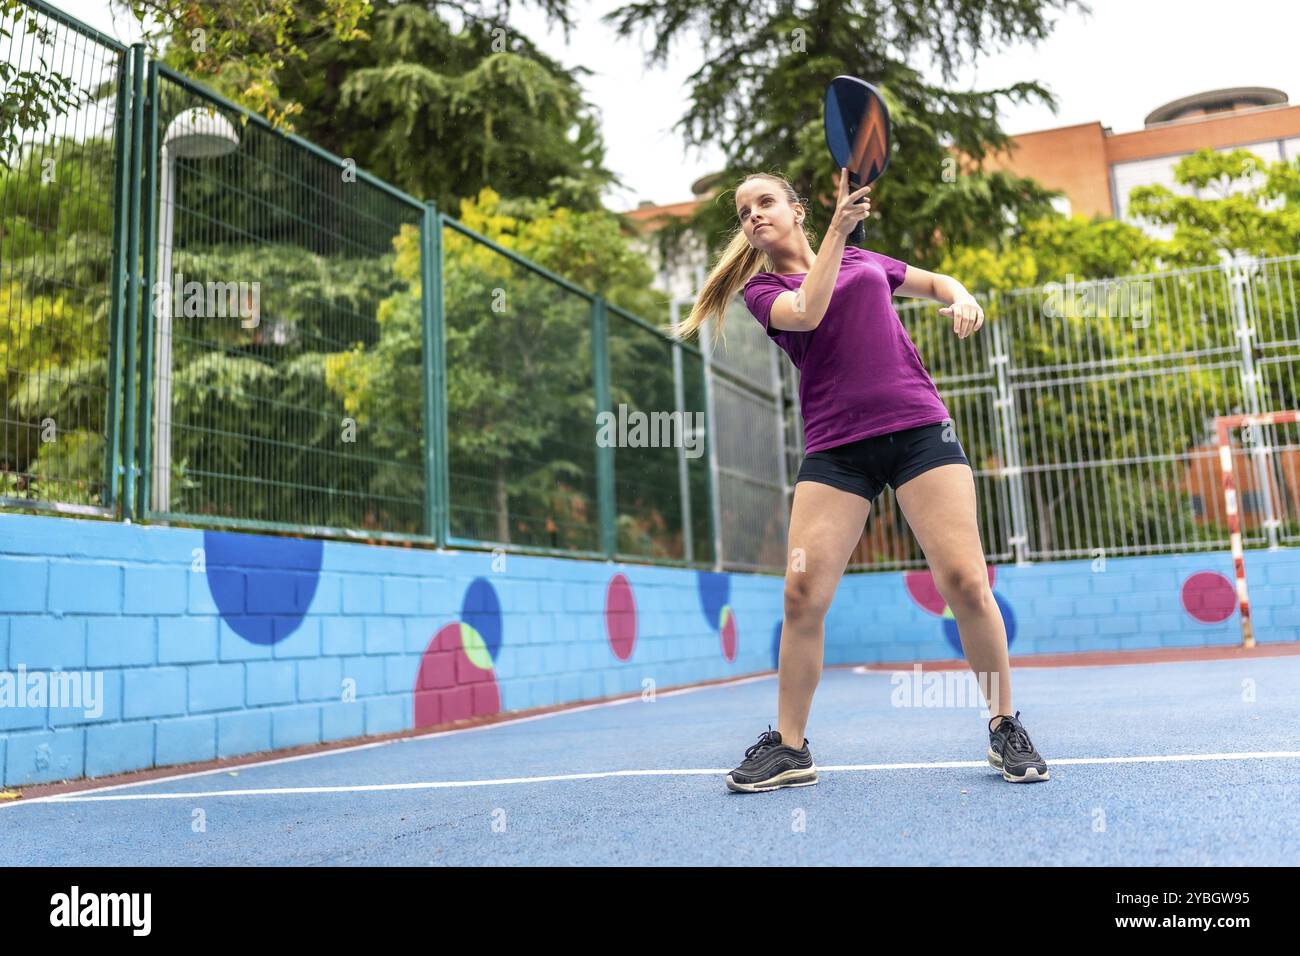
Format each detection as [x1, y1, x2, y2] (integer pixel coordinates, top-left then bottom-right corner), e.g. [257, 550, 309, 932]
[828, 167, 872, 239]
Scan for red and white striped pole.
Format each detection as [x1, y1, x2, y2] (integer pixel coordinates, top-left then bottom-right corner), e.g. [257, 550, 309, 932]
[1214, 410, 1300, 649]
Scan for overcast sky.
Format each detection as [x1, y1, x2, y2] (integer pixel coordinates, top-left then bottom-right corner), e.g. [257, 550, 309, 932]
[58, 0, 1300, 211]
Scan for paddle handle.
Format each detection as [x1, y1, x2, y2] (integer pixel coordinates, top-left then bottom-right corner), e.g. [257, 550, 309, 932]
[848, 175, 867, 245]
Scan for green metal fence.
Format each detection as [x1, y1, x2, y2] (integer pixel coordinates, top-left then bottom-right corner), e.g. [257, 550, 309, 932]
[138, 64, 429, 541]
[441, 217, 604, 557]
[1, 0, 718, 569]
[1, 0, 128, 516]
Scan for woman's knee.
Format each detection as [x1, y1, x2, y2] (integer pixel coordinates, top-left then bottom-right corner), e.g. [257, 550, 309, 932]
[783, 574, 833, 620]
[937, 568, 993, 613]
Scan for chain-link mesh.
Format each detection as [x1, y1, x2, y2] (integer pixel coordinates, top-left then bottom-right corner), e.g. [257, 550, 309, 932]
[1, 0, 126, 514]
[441, 219, 601, 553]
[703, 297, 789, 571]
[9, 1, 1300, 573]
[679, 344, 715, 565]
[608, 304, 689, 561]
[141, 68, 425, 535]
[854, 297, 1013, 569]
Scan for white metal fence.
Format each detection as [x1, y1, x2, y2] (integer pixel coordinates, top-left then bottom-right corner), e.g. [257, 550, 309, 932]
[689, 252, 1300, 573]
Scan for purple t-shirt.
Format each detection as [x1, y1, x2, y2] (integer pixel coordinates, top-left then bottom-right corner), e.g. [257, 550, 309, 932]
[742, 245, 951, 454]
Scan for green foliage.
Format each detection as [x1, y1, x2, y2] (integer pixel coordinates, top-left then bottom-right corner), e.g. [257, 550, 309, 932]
[914, 148, 1300, 558]
[323, 188, 670, 551]
[0, 0, 84, 163]
[277, 2, 614, 214]
[0, 137, 116, 505]
[1128, 148, 1300, 264]
[119, 0, 372, 127]
[161, 240, 417, 531]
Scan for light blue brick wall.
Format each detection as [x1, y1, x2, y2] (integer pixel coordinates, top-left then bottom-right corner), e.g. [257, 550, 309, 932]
[826, 550, 1290, 662]
[85, 721, 153, 779]
[122, 667, 187, 720]
[246, 661, 296, 707]
[0, 558, 47, 612]
[217, 711, 271, 758]
[188, 664, 245, 713]
[10, 618, 86, 670]
[298, 657, 344, 702]
[155, 715, 217, 765]
[4, 727, 85, 785]
[159, 617, 218, 664]
[271, 704, 321, 749]
[3, 512, 1297, 788]
[48, 561, 121, 614]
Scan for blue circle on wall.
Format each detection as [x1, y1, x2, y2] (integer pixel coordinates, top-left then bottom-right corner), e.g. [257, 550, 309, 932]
[204, 531, 323, 645]
[461, 576, 503, 663]
[696, 571, 731, 629]
[942, 591, 1017, 656]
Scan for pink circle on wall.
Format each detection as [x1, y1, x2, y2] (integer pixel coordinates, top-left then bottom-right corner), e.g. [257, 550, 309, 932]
[905, 565, 996, 616]
[605, 573, 637, 661]
[414, 622, 500, 729]
[719, 605, 737, 662]
[1181, 571, 1237, 623]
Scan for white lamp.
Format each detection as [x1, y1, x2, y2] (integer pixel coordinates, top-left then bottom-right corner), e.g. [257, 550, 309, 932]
[152, 107, 239, 513]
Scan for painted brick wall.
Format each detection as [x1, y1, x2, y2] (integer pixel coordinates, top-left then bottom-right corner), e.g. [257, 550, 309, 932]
[826, 550, 1299, 665]
[0, 514, 777, 787]
[2, 512, 1295, 787]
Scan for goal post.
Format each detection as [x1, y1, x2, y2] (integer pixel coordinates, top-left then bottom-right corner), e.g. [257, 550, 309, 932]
[1213, 410, 1300, 648]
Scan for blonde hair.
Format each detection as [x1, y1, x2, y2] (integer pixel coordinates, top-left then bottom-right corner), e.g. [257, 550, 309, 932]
[663, 173, 815, 348]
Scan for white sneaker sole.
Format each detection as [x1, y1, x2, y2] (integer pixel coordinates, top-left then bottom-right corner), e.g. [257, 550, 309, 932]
[988, 747, 1050, 783]
[725, 766, 819, 793]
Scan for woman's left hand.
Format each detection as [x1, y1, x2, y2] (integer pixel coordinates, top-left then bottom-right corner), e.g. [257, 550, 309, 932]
[939, 299, 984, 339]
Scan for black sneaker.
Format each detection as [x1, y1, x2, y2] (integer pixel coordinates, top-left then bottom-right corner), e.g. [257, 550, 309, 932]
[725, 725, 818, 793]
[987, 711, 1049, 783]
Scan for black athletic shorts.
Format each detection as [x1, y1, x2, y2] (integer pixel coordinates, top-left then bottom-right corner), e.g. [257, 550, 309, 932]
[795, 419, 971, 501]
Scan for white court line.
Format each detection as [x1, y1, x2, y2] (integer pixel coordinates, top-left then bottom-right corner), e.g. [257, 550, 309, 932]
[850, 654, 1300, 676]
[24, 750, 1300, 804]
[0, 672, 776, 809]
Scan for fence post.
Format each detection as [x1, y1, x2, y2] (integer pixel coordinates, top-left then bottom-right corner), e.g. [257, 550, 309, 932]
[1226, 255, 1280, 551]
[120, 43, 147, 521]
[420, 201, 447, 546]
[990, 308, 1032, 565]
[103, 46, 133, 513]
[700, 318, 724, 571]
[769, 332, 792, 538]
[670, 313, 694, 565]
[591, 295, 616, 558]
[136, 58, 159, 516]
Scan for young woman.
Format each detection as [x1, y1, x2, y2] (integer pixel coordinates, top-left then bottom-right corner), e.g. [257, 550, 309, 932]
[670, 169, 1049, 790]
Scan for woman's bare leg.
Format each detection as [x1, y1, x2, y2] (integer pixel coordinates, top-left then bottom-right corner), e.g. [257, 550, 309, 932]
[893, 462, 1013, 720]
[776, 480, 872, 745]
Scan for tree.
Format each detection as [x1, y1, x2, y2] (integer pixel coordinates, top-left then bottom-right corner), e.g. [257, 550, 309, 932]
[1128, 147, 1300, 266]
[118, 0, 371, 127]
[603, 0, 1088, 267]
[324, 187, 687, 556]
[0, 0, 83, 164]
[276, 1, 615, 214]
[0, 138, 117, 505]
[118, 0, 614, 215]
